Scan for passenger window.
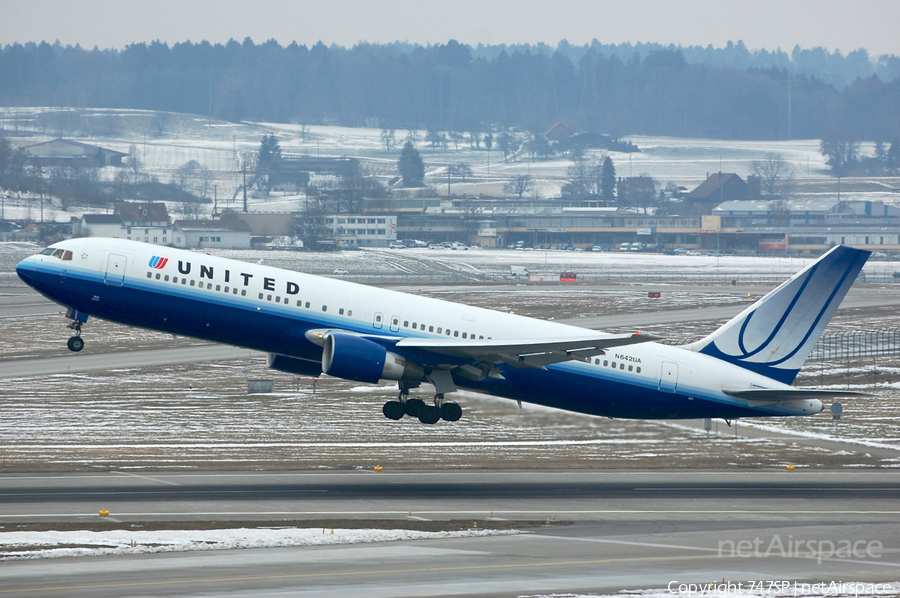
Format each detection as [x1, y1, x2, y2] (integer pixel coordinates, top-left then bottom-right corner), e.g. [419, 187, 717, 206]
[454, 331, 459, 337]
[258, 293, 264, 299]
[224, 286, 229, 293]
[479, 335, 484, 339]
[146, 272, 152, 278]
[217, 285, 221, 291]
[322, 305, 327, 312]
[404, 321, 409, 327]
[190, 280, 195, 286]
[603, 360, 608, 366]
[375, 314, 382, 322]
[429, 326, 434, 332]
[241, 290, 247, 296]
[182, 279, 187, 285]
[446, 329, 451, 335]
[275, 296, 280, 302]
[620, 363, 625, 370]
[233, 288, 238, 295]
[462, 332, 467, 339]
[636, 367, 641, 373]
[155, 273, 160, 280]
[348, 310, 352, 316]
[339, 308, 345, 315]
[297, 300, 302, 307]
[412, 323, 417, 329]
[628, 365, 633, 371]
[173, 277, 178, 283]
[611, 362, 616, 368]
[267, 295, 272, 301]
[305, 302, 310, 308]
[437, 327, 442, 334]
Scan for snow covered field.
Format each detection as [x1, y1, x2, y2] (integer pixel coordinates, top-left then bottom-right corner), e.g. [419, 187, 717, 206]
[0, 527, 516, 561]
[4, 108, 899, 224]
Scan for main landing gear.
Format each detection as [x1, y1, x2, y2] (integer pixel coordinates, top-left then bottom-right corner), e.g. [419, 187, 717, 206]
[382, 383, 462, 425]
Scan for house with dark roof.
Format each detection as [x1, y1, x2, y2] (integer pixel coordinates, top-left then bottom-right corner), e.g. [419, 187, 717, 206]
[683, 173, 759, 214]
[544, 123, 574, 142]
[24, 139, 128, 168]
[78, 213, 124, 239]
[173, 219, 252, 249]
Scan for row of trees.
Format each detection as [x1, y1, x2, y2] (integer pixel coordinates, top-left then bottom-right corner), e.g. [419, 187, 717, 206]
[1, 40, 898, 141]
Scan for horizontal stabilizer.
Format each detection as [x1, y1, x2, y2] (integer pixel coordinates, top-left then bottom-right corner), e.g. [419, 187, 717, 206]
[722, 388, 871, 401]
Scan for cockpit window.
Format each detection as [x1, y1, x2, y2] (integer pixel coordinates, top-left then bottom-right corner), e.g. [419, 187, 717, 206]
[43, 248, 74, 260]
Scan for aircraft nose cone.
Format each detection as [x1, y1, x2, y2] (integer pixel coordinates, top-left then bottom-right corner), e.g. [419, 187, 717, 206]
[16, 257, 36, 285]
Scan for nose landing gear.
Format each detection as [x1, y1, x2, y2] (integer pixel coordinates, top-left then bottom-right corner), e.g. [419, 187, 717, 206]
[64, 309, 88, 352]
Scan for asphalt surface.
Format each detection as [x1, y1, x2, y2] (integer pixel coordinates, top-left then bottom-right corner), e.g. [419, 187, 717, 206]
[1, 470, 899, 597]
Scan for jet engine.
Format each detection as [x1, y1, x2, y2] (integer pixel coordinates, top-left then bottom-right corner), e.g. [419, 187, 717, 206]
[322, 333, 424, 384]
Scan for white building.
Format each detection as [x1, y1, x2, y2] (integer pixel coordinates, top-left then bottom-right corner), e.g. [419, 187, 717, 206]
[78, 202, 173, 245]
[327, 215, 397, 247]
[79, 214, 125, 239]
[173, 220, 252, 249]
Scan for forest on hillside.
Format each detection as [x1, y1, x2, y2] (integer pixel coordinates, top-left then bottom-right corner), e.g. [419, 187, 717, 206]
[0, 39, 898, 142]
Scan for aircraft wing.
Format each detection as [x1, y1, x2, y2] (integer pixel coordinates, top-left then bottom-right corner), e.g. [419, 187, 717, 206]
[395, 332, 660, 369]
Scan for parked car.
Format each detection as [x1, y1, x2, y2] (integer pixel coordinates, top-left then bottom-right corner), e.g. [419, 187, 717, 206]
[332, 268, 349, 275]
[685, 250, 702, 256]
[662, 248, 677, 255]
[388, 242, 406, 249]
[674, 247, 689, 255]
[707, 251, 724, 257]
[450, 242, 468, 250]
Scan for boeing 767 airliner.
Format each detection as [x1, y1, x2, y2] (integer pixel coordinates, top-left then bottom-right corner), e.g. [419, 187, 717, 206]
[16, 239, 868, 424]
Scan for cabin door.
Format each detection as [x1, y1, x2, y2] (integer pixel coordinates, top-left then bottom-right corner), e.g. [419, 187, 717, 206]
[104, 254, 127, 286]
[658, 362, 679, 393]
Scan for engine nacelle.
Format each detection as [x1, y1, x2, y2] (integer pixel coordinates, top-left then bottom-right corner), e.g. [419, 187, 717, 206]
[266, 353, 323, 376]
[322, 333, 423, 384]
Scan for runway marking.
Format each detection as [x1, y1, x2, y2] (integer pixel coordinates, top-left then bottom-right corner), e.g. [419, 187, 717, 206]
[406, 515, 431, 521]
[113, 471, 182, 486]
[6, 550, 898, 595]
[0, 553, 750, 594]
[3, 509, 900, 518]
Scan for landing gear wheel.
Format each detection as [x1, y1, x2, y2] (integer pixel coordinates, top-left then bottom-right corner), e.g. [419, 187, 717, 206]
[440, 402, 462, 422]
[418, 405, 441, 425]
[382, 401, 405, 420]
[67, 336, 84, 352]
[405, 398, 426, 418]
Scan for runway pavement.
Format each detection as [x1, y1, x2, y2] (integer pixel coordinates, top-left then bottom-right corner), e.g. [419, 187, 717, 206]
[1, 469, 899, 597]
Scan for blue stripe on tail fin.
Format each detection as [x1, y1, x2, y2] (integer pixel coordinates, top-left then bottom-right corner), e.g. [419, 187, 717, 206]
[683, 246, 869, 384]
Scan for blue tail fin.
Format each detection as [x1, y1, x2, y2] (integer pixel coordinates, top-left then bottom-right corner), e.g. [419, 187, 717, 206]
[684, 246, 869, 384]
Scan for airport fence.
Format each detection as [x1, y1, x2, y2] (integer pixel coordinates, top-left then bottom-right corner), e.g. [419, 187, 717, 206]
[808, 328, 900, 362]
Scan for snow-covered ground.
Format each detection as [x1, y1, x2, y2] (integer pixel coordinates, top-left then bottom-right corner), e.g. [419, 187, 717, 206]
[0, 527, 518, 561]
[4, 108, 898, 224]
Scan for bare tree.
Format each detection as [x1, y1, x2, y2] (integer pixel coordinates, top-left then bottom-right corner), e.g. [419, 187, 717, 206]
[380, 128, 396, 152]
[750, 153, 795, 198]
[448, 162, 473, 182]
[504, 175, 534, 199]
